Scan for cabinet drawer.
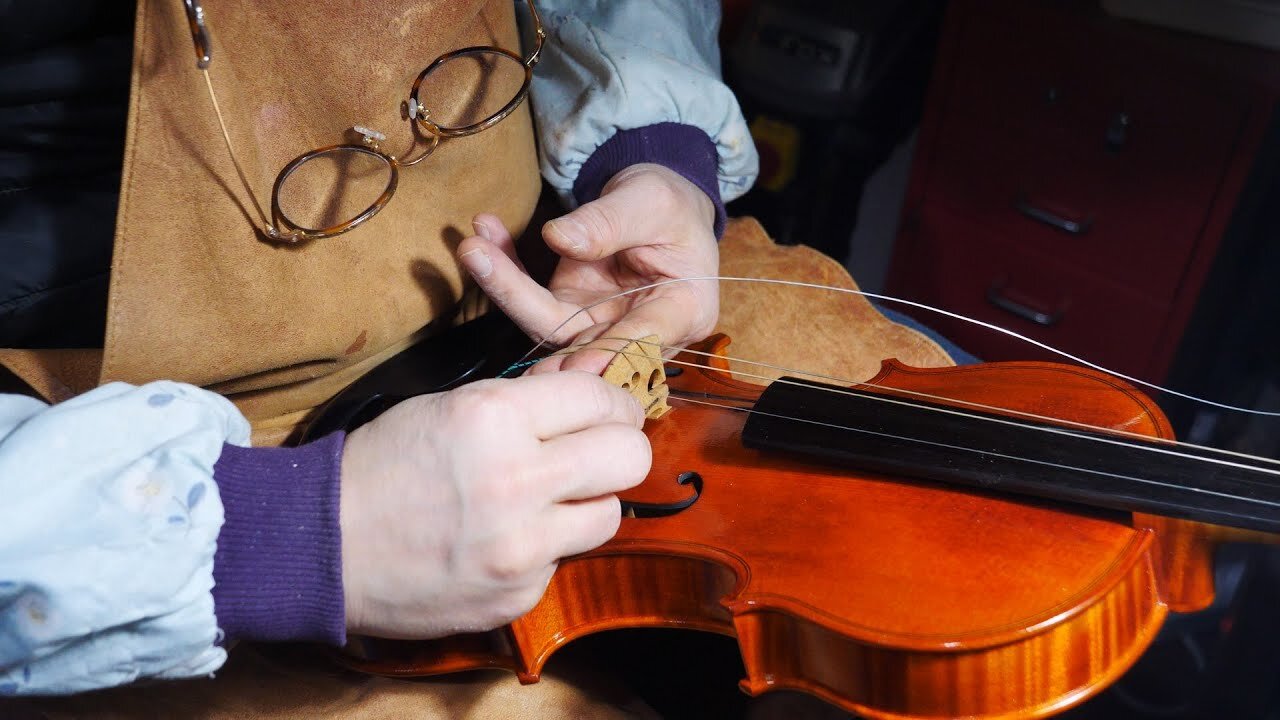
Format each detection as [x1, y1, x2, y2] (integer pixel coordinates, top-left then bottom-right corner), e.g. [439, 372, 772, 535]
[945, 0, 1250, 179]
[895, 204, 1170, 380]
[925, 114, 1216, 302]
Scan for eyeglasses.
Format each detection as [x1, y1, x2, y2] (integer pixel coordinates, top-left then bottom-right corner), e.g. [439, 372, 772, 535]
[183, 0, 544, 244]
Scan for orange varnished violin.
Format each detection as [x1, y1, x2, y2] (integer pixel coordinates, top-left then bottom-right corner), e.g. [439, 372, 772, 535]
[325, 332, 1280, 719]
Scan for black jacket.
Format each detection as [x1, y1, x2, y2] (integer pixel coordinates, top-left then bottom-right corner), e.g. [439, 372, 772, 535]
[0, 0, 133, 347]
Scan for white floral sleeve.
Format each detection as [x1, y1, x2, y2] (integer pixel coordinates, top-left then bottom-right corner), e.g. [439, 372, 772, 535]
[528, 0, 759, 205]
[0, 382, 250, 695]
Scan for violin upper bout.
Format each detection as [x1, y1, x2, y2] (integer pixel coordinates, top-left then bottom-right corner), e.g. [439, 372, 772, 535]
[602, 334, 671, 420]
[864, 357, 1175, 439]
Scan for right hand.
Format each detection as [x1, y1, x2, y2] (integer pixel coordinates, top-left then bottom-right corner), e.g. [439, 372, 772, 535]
[338, 371, 650, 639]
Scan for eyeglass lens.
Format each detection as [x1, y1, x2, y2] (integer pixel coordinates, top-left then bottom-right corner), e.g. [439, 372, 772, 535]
[416, 49, 529, 131]
[275, 147, 397, 234]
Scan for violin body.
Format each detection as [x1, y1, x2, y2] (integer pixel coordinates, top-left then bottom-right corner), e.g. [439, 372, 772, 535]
[336, 335, 1246, 719]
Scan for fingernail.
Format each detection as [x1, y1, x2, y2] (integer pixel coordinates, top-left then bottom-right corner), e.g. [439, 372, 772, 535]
[471, 220, 492, 242]
[459, 248, 492, 279]
[547, 217, 589, 254]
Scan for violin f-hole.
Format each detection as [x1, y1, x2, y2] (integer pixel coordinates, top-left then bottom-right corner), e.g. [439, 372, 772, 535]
[621, 471, 703, 519]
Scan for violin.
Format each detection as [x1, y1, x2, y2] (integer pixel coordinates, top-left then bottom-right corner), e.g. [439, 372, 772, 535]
[303, 319, 1280, 719]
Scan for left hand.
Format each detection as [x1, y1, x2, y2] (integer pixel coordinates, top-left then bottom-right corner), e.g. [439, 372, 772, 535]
[457, 163, 720, 375]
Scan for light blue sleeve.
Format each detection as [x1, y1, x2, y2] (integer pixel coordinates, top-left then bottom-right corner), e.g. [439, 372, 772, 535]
[0, 382, 251, 695]
[528, 0, 759, 204]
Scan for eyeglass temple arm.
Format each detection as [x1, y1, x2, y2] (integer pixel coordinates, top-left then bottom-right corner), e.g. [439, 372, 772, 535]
[182, 0, 284, 240]
[524, 0, 545, 68]
[183, 0, 213, 69]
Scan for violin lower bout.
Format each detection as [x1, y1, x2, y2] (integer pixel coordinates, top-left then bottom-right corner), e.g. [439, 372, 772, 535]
[341, 356, 1205, 719]
[342, 532, 1168, 720]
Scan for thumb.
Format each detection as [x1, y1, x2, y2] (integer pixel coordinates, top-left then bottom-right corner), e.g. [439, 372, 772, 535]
[543, 173, 666, 262]
[456, 235, 591, 345]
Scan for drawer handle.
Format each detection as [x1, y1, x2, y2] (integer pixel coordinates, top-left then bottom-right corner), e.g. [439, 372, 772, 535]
[986, 282, 1063, 326]
[1014, 195, 1093, 235]
[1105, 112, 1131, 152]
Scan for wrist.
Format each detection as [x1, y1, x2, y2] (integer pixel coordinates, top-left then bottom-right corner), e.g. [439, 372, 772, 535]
[574, 123, 726, 238]
[605, 163, 716, 231]
[211, 432, 347, 645]
[338, 425, 370, 635]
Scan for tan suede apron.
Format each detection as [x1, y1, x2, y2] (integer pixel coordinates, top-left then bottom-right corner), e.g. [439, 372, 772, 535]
[0, 0, 541, 445]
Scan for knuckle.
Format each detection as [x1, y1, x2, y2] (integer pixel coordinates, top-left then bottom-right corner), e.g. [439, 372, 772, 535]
[451, 382, 515, 429]
[619, 428, 652, 481]
[579, 206, 622, 258]
[594, 496, 623, 542]
[481, 536, 544, 583]
[587, 376, 622, 420]
[635, 428, 653, 465]
[562, 371, 621, 423]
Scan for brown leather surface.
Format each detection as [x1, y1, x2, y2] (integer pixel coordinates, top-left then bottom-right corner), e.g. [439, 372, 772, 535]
[0, 349, 102, 403]
[102, 0, 540, 421]
[0, 0, 541, 440]
[716, 217, 954, 384]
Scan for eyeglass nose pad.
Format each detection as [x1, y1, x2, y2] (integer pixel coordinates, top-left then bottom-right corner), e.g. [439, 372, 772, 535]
[351, 126, 388, 144]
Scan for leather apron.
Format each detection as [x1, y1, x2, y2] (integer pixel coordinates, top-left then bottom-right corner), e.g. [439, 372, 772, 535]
[0, 0, 541, 445]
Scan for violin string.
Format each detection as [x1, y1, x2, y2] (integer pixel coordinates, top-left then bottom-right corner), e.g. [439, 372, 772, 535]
[524, 340, 1280, 480]
[614, 339, 1280, 470]
[668, 394, 1280, 510]
[535, 336, 1280, 470]
[510, 276, 1280, 418]
[635, 349, 1280, 482]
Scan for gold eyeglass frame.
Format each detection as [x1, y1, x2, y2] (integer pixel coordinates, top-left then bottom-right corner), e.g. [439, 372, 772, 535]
[183, 0, 545, 243]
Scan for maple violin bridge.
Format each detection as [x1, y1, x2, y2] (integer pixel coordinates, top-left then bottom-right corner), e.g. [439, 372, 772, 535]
[601, 334, 671, 420]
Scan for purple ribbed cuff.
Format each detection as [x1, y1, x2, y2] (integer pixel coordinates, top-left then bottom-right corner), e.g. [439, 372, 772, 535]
[573, 122, 727, 239]
[211, 432, 347, 646]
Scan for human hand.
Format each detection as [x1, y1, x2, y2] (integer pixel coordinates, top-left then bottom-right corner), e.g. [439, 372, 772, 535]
[338, 371, 650, 639]
[458, 163, 720, 375]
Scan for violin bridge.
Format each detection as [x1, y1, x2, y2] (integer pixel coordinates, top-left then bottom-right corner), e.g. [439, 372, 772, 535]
[601, 334, 671, 420]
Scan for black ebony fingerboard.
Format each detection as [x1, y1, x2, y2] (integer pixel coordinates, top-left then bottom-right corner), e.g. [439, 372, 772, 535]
[741, 378, 1280, 533]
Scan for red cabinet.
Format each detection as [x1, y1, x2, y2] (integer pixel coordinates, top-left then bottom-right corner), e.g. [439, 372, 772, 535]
[902, 204, 1170, 378]
[887, 0, 1280, 382]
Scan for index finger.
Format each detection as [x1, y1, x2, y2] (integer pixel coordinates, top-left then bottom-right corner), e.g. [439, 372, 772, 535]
[506, 371, 645, 439]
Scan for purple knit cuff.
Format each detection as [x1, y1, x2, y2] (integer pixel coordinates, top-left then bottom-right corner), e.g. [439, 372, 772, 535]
[211, 432, 347, 646]
[573, 122, 727, 239]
